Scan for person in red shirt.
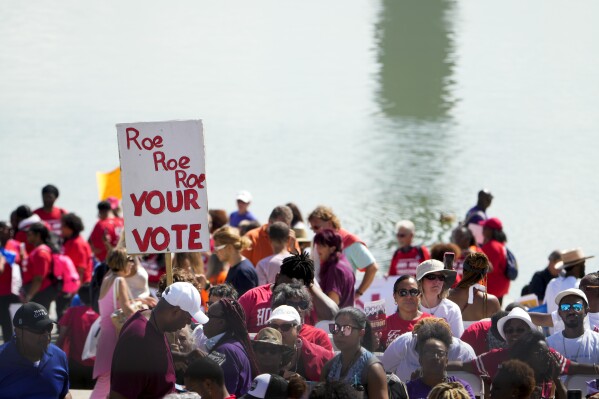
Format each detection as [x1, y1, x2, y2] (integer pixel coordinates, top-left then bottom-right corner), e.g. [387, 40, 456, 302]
[88, 201, 122, 263]
[271, 281, 333, 352]
[22, 223, 57, 310]
[56, 283, 99, 388]
[238, 252, 338, 334]
[480, 218, 510, 303]
[388, 220, 430, 277]
[380, 275, 432, 350]
[33, 184, 67, 238]
[61, 213, 93, 284]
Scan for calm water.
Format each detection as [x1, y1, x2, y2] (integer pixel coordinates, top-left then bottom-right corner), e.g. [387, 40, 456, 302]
[2, 0, 599, 298]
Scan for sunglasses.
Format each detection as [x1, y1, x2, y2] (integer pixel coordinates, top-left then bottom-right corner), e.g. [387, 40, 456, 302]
[397, 233, 408, 238]
[504, 327, 527, 335]
[424, 274, 446, 282]
[396, 288, 421, 297]
[560, 303, 584, 312]
[23, 325, 53, 335]
[254, 344, 281, 355]
[287, 300, 310, 310]
[214, 244, 227, 251]
[268, 322, 296, 332]
[329, 323, 360, 336]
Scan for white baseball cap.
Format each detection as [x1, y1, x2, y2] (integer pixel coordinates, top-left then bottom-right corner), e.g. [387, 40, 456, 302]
[236, 190, 253, 203]
[162, 282, 209, 324]
[267, 305, 301, 325]
[555, 288, 588, 306]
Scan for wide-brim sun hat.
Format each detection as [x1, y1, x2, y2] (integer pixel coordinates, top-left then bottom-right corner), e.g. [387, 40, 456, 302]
[496, 307, 537, 341]
[558, 248, 594, 269]
[252, 327, 294, 360]
[555, 288, 589, 306]
[415, 259, 457, 287]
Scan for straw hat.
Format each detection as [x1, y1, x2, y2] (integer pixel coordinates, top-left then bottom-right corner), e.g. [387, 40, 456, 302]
[557, 248, 594, 269]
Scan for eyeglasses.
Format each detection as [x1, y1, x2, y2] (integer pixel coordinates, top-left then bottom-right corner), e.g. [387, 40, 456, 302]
[397, 233, 408, 238]
[504, 327, 527, 335]
[422, 350, 447, 359]
[560, 303, 584, 312]
[268, 322, 296, 332]
[423, 274, 446, 282]
[396, 288, 421, 297]
[254, 344, 280, 355]
[329, 323, 360, 336]
[287, 300, 310, 310]
[214, 244, 227, 251]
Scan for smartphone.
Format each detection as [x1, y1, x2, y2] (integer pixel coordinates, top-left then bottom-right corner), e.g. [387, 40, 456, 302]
[443, 252, 455, 270]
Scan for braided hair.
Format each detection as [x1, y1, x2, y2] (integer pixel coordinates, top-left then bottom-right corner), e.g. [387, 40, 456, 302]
[218, 298, 259, 377]
[457, 252, 490, 288]
[280, 252, 315, 287]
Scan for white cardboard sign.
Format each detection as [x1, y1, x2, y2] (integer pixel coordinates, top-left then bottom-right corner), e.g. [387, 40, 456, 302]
[116, 120, 209, 254]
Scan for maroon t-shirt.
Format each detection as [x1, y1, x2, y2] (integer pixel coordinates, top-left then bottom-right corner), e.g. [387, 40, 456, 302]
[110, 312, 176, 398]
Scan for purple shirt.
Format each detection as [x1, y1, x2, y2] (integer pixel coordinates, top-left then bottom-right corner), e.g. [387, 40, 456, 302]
[209, 338, 253, 396]
[229, 211, 258, 227]
[320, 254, 356, 308]
[406, 376, 476, 399]
[110, 312, 176, 399]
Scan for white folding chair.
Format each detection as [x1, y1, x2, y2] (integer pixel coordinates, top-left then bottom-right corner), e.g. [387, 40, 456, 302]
[449, 371, 484, 398]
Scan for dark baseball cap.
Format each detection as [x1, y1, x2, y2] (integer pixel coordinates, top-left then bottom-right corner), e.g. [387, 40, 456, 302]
[13, 302, 55, 332]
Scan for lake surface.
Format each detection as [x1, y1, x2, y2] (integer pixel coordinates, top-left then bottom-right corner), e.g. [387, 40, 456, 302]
[2, 0, 599, 298]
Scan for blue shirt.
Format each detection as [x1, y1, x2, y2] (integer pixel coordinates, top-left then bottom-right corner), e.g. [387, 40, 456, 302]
[229, 211, 258, 227]
[0, 340, 69, 399]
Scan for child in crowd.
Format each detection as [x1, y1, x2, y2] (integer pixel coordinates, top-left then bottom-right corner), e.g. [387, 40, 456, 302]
[56, 283, 99, 389]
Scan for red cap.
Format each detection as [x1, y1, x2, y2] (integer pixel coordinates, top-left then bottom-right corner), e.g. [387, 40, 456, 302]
[483, 217, 503, 230]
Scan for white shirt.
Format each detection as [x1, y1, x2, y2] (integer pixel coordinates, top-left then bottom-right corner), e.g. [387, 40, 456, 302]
[547, 330, 599, 364]
[544, 276, 579, 315]
[420, 298, 464, 338]
[256, 252, 291, 286]
[381, 331, 476, 382]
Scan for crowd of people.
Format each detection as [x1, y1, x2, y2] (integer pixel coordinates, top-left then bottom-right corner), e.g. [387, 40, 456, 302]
[1, 186, 599, 399]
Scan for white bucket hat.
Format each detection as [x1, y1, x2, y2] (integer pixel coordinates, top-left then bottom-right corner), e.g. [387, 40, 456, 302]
[415, 259, 457, 287]
[496, 307, 537, 341]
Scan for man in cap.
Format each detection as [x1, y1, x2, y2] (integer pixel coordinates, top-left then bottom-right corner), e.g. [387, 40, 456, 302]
[546, 288, 599, 363]
[230, 190, 258, 228]
[521, 250, 562, 302]
[0, 302, 71, 398]
[108, 282, 209, 399]
[240, 373, 289, 399]
[266, 305, 333, 381]
[544, 248, 593, 315]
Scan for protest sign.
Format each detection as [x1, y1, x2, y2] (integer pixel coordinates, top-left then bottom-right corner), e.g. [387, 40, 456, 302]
[116, 120, 209, 254]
